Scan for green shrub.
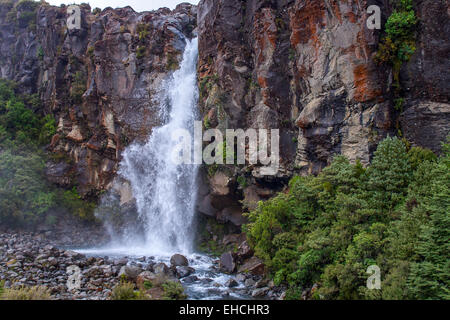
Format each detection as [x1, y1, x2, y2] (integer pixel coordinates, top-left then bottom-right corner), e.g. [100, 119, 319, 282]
[237, 175, 247, 188]
[203, 115, 211, 129]
[407, 146, 437, 170]
[59, 187, 96, 221]
[70, 71, 86, 104]
[136, 46, 146, 59]
[111, 282, 137, 300]
[143, 281, 153, 290]
[38, 114, 56, 145]
[87, 46, 94, 58]
[162, 281, 187, 300]
[375, 0, 417, 106]
[1, 286, 51, 300]
[37, 46, 44, 61]
[384, 10, 416, 40]
[111, 281, 151, 300]
[137, 23, 149, 41]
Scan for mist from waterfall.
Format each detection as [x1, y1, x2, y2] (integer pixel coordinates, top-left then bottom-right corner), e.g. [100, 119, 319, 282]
[108, 38, 200, 256]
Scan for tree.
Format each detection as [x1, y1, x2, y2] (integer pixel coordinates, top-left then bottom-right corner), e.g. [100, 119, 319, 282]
[364, 136, 412, 214]
[407, 149, 450, 299]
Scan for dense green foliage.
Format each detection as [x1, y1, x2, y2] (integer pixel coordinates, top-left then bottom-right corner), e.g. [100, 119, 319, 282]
[0, 79, 95, 228]
[376, 0, 417, 64]
[244, 136, 449, 300]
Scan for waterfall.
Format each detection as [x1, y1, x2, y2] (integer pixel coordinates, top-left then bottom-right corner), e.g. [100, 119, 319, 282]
[117, 37, 199, 255]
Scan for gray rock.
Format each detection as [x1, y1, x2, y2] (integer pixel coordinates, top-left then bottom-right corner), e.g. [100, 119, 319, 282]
[237, 256, 265, 275]
[251, 287, 270, 298]
[183, 275, 199, 284]
[63, 251, 83, 260]
[114, 258, 128, 266]
[136, 271, 164, 287]
[176, 266, 195, 278]
[236, 241, 254, 260]
[236, 273, 247, 283]
[244, 278, 256, 287]
[47, 257, 58, 266]
[118, 265, 142, 281]
[255, 279, 269, 289]
[225, 278, 239, 288]
[219, 252, 236, 273]
[170, 254, 189, 267]
[200, 278, 214, 284]
[153, 262, 171, 275]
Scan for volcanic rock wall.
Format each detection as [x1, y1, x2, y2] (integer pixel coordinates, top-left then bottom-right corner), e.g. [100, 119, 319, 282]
[196, 0, 450, 225]
[0, 0, 449, 227]
[0, 1, 197, 197]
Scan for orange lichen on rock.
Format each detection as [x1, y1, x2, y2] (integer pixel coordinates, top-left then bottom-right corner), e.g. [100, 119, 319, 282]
[353, 64, 382, 102]
[253, 8, 277, 65]
[289, 0, 325, 48]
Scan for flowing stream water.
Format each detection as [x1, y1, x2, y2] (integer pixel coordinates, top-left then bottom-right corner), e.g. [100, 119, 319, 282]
[118, 37, 200, 255]
[76, 37, 249, 300]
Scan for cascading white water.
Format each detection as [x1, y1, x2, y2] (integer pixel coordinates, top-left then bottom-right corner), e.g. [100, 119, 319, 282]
[118, 37, 199, 255]
[75, 38, 251, 299]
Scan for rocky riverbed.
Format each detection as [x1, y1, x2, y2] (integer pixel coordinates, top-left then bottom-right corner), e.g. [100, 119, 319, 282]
[0, 232, 285, 300]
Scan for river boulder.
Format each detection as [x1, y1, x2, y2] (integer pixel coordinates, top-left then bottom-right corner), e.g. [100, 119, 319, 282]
[219, 252, 236, 273]
[118, 265, 143, 281]
[176, 266, 195, 278]
[170, 254, 189, 267]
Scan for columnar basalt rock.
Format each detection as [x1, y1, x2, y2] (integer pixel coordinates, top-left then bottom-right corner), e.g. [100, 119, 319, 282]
[196, 0, 450, 226]
[399, 0, 450, 153]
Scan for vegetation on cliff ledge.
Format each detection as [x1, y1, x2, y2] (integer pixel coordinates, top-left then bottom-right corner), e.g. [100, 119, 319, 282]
[0, 79, 95, 228]
[376, 0, 418, 113]
[244, 136, 449, 300]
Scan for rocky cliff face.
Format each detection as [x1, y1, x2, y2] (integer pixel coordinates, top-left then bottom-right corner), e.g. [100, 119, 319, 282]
[0, 1, 196, 197]
[0, 0, 448, 227]
[196, 0, 449, 225]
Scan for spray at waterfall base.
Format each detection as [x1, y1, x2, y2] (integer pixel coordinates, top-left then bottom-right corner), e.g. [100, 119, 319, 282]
[93, 36, 280, 258]
[170, 121, 280, 176]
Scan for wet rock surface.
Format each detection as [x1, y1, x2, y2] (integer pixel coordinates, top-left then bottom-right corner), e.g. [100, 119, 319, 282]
[0, 231, 285, 300]
[195, 0, 450, 227]
[0, 232, 120, 300]
[0, 2, 197, 197]
[170, 254, 189, 267]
